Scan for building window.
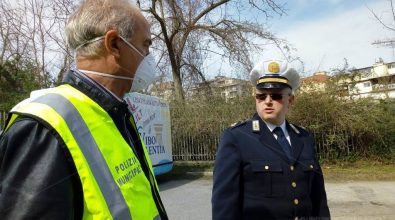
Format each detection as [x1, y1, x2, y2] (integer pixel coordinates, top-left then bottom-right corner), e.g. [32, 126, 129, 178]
[363, 82, 371, 88]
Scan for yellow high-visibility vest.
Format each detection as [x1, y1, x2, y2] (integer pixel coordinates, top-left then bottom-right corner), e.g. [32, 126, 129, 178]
[6, 84, 163, 220]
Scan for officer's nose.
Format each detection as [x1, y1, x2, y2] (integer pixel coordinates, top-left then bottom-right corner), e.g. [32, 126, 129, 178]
[263, 94, 273, 103]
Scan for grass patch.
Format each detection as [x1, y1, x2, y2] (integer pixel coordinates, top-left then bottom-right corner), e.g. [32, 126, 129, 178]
[321, 160, 395, 182]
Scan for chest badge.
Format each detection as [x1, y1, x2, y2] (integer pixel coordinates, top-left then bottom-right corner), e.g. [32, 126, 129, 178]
[252, 120, 260, 132]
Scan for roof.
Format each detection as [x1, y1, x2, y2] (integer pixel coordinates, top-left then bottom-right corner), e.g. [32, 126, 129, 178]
[300, 72, 330, 84]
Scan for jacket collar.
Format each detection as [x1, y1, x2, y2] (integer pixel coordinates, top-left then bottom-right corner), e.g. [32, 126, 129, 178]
[286, 122, 305, 161]
[62, 69, 129, 115]
[252, 113, 305, 164]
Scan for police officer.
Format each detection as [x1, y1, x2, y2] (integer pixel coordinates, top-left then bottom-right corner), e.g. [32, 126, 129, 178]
[212, 60, 330, 220]
[0, 0, 167, 219]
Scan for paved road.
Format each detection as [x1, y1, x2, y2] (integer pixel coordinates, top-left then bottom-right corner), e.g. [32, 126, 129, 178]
[158, 176, 395, 220]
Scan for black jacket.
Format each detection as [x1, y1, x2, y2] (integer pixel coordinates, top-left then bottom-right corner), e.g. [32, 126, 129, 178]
[212, 113, 330, 220]
[0, 70, 168, 219]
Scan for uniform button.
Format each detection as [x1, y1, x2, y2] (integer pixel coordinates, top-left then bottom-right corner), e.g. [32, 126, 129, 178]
[264, 165, 269, 170]
[294, 217, 299, 220]
[310, 164, 314, 169]
[294, 199, 299, 205]
[290, 165, 294, 171]
[292, 182, 297, 188]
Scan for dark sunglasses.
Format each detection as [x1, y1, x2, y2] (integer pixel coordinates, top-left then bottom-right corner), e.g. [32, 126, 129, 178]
[255, 93, 289, 101]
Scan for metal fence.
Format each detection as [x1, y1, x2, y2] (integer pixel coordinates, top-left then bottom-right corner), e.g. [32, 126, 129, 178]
[171, 126, 359, 161]
[171, 126, 225, 161]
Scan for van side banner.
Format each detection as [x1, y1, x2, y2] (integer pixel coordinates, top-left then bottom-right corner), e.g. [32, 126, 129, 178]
[124, 93, 173, 175]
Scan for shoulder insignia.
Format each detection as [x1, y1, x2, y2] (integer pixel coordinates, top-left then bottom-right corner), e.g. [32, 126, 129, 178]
[252, 120, 260, 132]
[290, 124, 300, 134]
[230, 119, 248, 129]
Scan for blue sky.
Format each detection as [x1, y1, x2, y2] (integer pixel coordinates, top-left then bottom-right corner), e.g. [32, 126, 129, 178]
[270, 0, 394, 75]
[206, 0, 395, 78]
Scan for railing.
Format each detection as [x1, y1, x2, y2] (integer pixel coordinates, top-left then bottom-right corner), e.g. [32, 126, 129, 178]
[172, 126, 225, 161]
[171, 125, 359, 161]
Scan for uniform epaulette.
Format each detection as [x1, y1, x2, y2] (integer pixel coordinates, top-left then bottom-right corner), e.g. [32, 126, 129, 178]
[230, 119, 248, 129]
[289, 124, 300, 134]
[290, 123, 307, 134]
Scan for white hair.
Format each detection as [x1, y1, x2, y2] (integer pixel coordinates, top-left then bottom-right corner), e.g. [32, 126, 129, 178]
[65, 0, 138, 58]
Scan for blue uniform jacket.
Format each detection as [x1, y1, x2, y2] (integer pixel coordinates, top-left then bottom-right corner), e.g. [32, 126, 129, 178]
[212, 113, 330, 220]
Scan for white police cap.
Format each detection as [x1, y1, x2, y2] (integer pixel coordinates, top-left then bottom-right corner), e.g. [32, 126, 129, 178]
[250, 59, 300, 90]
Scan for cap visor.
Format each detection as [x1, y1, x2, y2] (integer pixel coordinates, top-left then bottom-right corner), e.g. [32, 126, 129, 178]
[256, 82, 291, 90]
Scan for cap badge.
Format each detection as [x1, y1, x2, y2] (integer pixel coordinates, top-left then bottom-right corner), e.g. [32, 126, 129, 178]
[268, 61, 280, 73]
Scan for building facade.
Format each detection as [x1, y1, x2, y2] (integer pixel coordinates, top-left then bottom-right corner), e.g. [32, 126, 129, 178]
[299, 71, 330, 93]
[299, 60, 395, 100]
[149, 81, 175, 101]
[348, 60, 395, 99]
[186, 76, 251, 100]
[149, 76, 252, 101]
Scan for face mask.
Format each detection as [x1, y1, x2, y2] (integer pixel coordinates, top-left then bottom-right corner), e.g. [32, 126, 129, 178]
[76, 35, 157, 92]
[120, 36, 157, 92]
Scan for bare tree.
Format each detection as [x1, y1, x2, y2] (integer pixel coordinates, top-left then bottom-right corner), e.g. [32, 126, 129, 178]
[1, 0, 288, 101]
[0, 0, 76, 87]
[136, 0, 287, 100]
[369, 0, 395, 32]
[48, 0, 78, 83]
[369, 0, 395, 50]
[0, 1, 32, 65]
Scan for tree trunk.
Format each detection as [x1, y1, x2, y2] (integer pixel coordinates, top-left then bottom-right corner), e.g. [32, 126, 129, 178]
[172, 67, 184, 100]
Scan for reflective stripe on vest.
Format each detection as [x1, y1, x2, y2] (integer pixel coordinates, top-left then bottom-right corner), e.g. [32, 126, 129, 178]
[9, 85, 160, 220]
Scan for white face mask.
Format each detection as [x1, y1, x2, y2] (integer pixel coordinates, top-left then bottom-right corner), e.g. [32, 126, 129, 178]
[120, 36, 157, 92]
[76, 35, 157, 92]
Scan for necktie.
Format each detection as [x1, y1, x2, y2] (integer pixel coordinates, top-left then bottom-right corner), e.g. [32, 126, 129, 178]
[273, 127, 292, 159]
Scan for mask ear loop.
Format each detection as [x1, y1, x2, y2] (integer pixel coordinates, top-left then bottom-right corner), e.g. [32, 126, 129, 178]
[76, 35, 137, 81]
[75, 36, 105, 51]
[73, 36, 105, 65]
[119, 36, 145, 57]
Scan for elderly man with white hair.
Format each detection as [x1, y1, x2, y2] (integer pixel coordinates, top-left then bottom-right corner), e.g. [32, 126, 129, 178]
[212, 59, 330, 220]
[0, 0, 167, 219]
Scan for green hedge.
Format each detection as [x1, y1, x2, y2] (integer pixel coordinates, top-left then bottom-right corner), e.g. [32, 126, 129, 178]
[170, 91, 395, 162]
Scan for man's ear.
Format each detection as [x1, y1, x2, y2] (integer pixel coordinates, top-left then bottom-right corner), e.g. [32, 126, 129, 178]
[104, 30, 121, 59]
[288, 94, 295, 106]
